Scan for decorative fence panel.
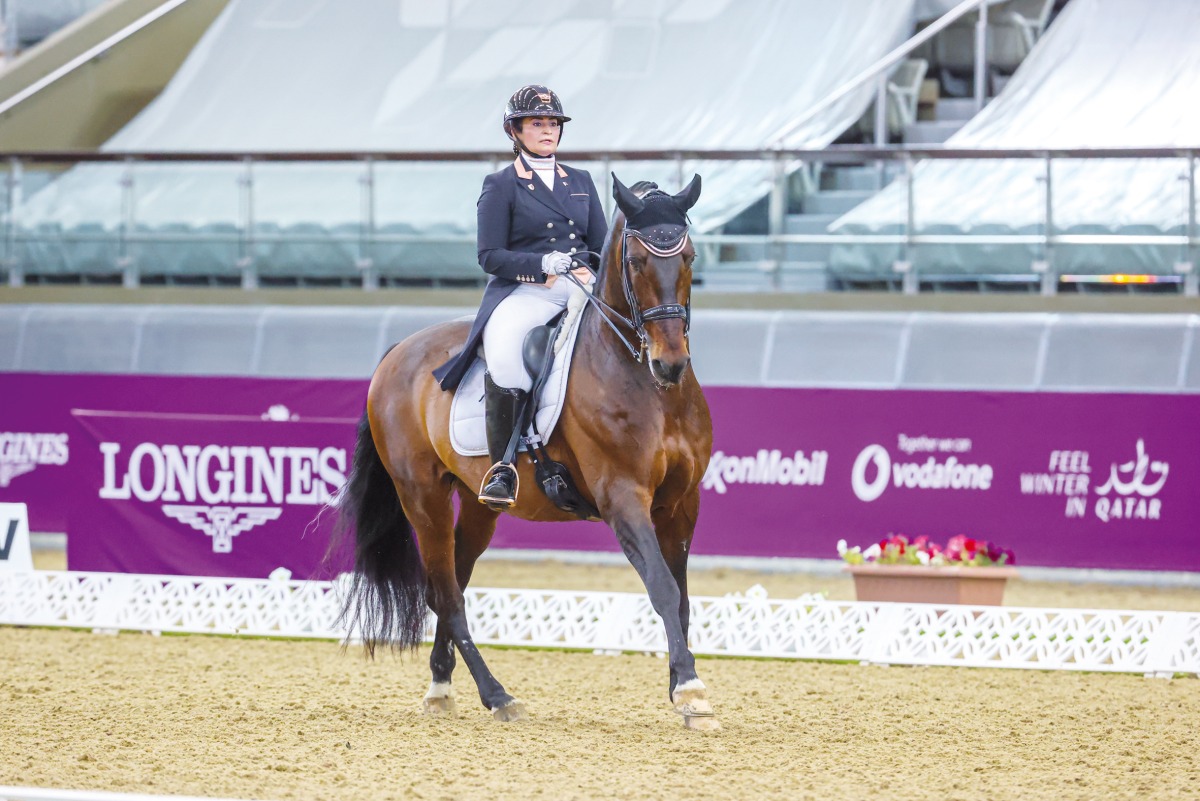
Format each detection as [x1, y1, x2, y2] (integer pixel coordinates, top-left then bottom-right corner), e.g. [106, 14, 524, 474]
[2, 571, 1197, 677]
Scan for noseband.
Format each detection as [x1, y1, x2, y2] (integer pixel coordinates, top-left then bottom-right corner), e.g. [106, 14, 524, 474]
[568, 226, 692, 364]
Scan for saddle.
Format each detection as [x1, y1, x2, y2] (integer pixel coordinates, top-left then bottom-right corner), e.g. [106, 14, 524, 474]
[501, 312, 599, 521]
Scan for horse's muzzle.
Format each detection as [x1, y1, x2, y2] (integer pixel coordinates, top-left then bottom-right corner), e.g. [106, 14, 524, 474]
[650, 356, 689, 387]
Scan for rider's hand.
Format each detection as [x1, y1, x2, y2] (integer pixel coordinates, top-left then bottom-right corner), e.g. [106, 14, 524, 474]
[541, 251, 572, 276]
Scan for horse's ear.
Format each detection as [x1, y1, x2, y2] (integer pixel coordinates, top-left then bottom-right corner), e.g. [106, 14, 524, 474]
[673, 174, 702, 212]
[612, 173, 645, 219]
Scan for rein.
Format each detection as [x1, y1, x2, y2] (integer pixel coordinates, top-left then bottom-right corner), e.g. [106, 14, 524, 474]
[565, 230, 691, 364]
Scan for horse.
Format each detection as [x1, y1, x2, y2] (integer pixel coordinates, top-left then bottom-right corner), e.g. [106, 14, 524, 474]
[335, 174, 718, 730]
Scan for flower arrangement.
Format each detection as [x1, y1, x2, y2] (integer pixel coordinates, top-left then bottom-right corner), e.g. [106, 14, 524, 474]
[838, 534, 1015, 567]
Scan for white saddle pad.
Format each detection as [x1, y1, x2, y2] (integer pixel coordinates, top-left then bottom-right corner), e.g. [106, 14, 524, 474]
[449, 306, 586, 457]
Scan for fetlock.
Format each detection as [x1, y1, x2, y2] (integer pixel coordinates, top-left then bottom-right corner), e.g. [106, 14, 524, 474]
[478, 372, 528, 508]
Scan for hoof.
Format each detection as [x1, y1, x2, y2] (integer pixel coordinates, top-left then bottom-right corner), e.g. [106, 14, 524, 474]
[682, 713, 722, 731]
[673, 680, 720, 731]
[422, 695, 457, 715]
[491, 699, 528, 722]
[422, 683, 456, 715]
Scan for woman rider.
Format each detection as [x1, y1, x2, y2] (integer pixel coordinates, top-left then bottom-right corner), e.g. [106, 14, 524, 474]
[432, 85, 608, 510]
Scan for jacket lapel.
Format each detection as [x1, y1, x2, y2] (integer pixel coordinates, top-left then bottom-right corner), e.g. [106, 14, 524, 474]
[514, 155, 569, 218]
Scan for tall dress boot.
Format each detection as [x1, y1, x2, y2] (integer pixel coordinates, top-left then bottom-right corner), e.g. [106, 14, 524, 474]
[478, 372, 528, 510]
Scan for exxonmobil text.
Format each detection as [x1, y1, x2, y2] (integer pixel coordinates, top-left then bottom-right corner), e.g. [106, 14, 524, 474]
[702, 449, 828, 494]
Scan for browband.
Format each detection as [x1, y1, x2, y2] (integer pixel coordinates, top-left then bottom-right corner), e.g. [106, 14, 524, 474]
[626, 227, 691, 257]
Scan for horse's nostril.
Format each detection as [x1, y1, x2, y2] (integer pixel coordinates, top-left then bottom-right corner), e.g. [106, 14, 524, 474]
[652, 358, 688, 385]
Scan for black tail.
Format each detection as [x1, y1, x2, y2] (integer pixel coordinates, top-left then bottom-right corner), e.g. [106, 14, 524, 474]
[332, 412, 427, 657]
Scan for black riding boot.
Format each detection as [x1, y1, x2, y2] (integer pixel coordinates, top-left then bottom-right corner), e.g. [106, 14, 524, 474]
[478, 372, 528, 510]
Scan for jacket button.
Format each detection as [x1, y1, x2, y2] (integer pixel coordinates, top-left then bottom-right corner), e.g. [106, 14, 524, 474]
[549, 237, 556, 242]
[570, 247, 577, 254]
[568, 220, 574, 225]
[547, 222, 554, 228]
[568, 233, 576, 240]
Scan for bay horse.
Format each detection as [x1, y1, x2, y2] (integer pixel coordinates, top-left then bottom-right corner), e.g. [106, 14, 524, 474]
[336, 174, 717, 730]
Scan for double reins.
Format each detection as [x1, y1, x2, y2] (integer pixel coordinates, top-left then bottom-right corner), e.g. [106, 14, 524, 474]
[564, 229, 692, 364]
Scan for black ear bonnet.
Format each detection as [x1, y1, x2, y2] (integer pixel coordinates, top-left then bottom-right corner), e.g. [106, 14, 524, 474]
[611, 174, 702, 254]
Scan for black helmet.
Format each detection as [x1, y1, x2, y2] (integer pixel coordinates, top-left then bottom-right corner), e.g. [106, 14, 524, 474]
[503, 85, 571, 126]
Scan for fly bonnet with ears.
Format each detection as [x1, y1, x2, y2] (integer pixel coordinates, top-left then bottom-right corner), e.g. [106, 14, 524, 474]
[611, 174, 702, 257]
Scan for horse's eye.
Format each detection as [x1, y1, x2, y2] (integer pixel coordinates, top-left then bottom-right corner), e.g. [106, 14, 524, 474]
[628, 259, 640, 272]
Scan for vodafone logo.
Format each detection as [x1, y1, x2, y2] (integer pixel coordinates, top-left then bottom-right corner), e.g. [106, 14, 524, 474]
[851, 443, 994, 502]
[851, 445, 891, 502]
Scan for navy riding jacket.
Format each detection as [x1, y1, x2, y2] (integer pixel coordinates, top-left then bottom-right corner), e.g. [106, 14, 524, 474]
[432, 155, 608, 391]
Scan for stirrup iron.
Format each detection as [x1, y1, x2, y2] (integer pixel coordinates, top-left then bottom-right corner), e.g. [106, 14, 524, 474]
[478, 461, 519, 509]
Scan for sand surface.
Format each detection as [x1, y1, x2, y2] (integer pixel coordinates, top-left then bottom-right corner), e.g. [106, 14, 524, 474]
[3, 626, 1198, 801]
[5, 552, 1199, 800]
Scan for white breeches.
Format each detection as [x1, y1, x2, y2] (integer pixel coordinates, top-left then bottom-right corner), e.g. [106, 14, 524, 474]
[483, 278, 576, 391]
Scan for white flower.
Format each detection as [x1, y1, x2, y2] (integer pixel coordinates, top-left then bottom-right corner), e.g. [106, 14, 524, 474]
[863, 543, 882, 560]
[916, 550, 930, 566]
[836, 539, 848, 556]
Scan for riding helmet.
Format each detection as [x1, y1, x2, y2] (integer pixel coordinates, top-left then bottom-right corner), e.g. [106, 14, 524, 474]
[503, 85, 571, 128]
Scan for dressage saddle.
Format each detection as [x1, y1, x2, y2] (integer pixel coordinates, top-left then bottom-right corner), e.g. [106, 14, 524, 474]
[499, 312, 599, 521]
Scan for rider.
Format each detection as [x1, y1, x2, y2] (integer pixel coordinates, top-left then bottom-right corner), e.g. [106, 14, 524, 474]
[432, 85, 608, 510]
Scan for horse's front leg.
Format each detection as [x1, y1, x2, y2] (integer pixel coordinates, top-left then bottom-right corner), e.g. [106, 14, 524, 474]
[603, 486, 718, 730]
[652, 489, 699, 691]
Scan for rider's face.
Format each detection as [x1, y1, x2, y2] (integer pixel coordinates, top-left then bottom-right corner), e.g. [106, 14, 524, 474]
[515, 117, 561, 157]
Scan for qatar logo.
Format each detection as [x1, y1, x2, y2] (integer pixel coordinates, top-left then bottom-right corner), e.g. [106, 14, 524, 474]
[162, 505, 283, 553]
[0, 432, 69, 488]
[1093, 439, 1168, 523]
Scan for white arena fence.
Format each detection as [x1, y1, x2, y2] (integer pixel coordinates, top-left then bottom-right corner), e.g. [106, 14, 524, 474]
[1, 571, 1197, 678]
[0, 788, 254, 801]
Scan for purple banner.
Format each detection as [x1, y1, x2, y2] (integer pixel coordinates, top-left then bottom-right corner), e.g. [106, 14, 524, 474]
[694, 388, 1196, 572]
[1, 373, 1196, 574]
[68, 409, 356, 579]
[1, 373, 361, 533]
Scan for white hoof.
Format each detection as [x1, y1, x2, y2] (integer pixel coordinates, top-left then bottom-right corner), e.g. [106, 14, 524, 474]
[492, 698, 528, 722]
[422, 682, 456, 715]
[672, 679, 720, 731]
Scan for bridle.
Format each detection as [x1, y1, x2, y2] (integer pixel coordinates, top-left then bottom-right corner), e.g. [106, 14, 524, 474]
[566, 226, 692, 364]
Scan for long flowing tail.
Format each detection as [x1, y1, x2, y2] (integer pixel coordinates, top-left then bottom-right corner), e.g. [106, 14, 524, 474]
[333, 412, 427, 656]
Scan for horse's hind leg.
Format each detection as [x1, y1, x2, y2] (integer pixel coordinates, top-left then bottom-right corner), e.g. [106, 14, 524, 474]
[405, 477, 524, 721]
[424, 483, 501, 715]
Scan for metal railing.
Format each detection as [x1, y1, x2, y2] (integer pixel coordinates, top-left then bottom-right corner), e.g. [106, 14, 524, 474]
[0, 0, 191, 115]
[1, 146, 1197, 295]
[769, 0, 1004, 148]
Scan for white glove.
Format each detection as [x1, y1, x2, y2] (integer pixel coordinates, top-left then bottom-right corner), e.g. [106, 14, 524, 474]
[541, 251, 572, 276]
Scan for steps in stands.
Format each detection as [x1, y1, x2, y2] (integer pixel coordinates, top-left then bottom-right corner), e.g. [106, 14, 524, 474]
[706, 90, 987, 291]
[903, 96, 975, 145]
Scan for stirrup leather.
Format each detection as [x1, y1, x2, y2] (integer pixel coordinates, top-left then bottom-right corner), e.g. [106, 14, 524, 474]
[478, 461, 519, 507]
